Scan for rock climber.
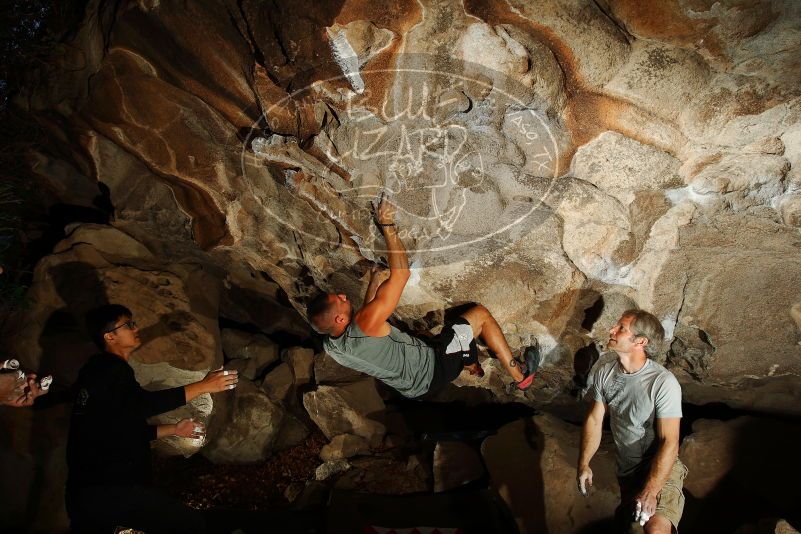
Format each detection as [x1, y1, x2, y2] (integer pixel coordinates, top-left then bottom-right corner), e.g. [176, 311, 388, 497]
[306, 194, 540, 399]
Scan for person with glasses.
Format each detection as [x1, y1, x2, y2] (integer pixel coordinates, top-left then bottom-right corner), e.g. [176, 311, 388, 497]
[66, 304, 239, 533]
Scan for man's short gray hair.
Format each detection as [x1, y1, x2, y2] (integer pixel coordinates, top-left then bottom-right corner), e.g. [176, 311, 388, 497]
[622, 309, 665, 358]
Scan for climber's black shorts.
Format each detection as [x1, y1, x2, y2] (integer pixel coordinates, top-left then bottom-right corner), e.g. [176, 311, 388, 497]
[425, 317, 478, 394]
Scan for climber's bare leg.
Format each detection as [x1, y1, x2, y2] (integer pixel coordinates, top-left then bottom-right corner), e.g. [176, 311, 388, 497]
[460, 305, 525, 382]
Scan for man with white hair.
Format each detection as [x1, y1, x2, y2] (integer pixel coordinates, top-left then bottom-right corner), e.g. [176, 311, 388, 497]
[577, 309, 687, 533]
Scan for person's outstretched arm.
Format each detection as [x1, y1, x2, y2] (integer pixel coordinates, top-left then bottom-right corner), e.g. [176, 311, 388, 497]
[134, 367, 239, 418]
[577, 400, 606, 495]
[184, 367, 239, 402]
[356, 196, 410, 334]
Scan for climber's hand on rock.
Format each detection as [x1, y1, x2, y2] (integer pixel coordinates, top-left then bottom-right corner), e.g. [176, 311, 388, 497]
[376, 193, 396, 226]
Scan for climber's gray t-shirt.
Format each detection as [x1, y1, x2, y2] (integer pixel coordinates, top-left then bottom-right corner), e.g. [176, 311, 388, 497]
[591, 358, 682, 477]
[323, 320, 436, 399]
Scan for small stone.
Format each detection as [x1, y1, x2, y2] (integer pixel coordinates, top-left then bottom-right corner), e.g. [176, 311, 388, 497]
[283, 482, 305, 503]
[315, 459, 351, 481]
[775, 519, 801, 534]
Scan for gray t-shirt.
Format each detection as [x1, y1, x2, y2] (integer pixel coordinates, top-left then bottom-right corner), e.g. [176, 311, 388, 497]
[591, 358, 682, 477]
[323, 320, 436, 399]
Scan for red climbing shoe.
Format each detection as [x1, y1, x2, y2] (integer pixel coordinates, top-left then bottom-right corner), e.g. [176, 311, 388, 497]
[510, 341, 541, 392]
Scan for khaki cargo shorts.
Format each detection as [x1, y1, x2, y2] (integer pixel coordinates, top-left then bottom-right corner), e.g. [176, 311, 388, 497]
[618, 458, 688, 532]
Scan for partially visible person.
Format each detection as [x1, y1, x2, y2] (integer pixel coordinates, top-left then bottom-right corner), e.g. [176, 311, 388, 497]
[577, 309, 686, 533]
[1, 359, 51, 407]
[66, 304, 238, 534]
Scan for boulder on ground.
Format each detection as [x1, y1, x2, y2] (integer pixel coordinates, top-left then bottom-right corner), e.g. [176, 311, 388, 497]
[315, 459, 351, 481]
[681, 416, 801, 512]
[314, 352, 366, 384]
[482, 413, 619, 533]
[302, 381, 386, 447]
[334, 456, 429, 494]
[261, 362, 294, 403]
[282, 346, 315, 386]
[320, 434, 370, 461]
[202, 380, 284, 463]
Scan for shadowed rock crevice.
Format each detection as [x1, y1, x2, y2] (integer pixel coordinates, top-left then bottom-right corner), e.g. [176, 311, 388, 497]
[667, 325, 716, 381]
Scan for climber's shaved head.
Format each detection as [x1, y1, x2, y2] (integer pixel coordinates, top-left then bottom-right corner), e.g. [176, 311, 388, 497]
[307, 293, 352, 335]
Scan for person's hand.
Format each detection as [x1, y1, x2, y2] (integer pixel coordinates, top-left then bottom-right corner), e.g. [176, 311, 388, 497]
[376, 193, 396, 225]
[4, 374, 49, 408]
[174, 418, 206, 439]
[0, 371, 25, 404]
[577, 465, 593, 496]
[201, 367, 238, 393]
[633, 488, 658, 524]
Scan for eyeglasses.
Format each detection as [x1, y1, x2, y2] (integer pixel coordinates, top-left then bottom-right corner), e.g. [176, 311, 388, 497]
[106, 320, 137, 333]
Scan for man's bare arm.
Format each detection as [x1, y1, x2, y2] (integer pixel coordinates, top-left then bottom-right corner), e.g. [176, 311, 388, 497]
[356, 197, 410, 334]
[577, 401, 606, 495]
[635, 417, 680, 515]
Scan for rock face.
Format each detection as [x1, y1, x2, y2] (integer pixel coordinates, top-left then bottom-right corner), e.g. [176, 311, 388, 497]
[4, 3, 801, 529]
[11, 0, 801, 411]
[221, 328, 280, 380]
[10, 224, 221, 376]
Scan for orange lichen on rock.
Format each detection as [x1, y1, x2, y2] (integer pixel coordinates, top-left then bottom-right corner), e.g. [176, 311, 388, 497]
[463, 0, 654, 168]
[604, 0, 779, 67]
